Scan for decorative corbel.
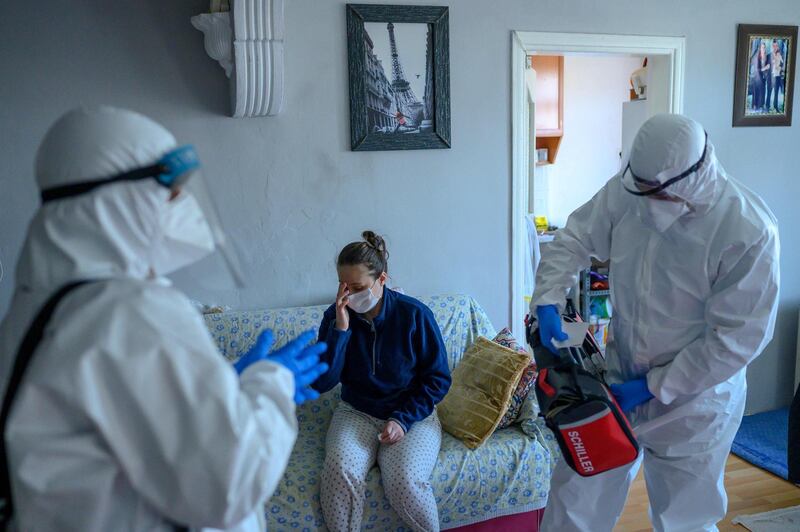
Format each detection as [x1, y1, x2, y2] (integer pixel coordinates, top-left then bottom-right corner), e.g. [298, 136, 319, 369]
[191, 0, 284, 117]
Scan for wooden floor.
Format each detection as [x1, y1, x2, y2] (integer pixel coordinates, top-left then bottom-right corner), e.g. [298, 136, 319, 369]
[615, 454, 800, 531]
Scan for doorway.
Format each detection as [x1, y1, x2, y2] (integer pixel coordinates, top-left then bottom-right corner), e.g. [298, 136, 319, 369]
[510, 31, 686, 341]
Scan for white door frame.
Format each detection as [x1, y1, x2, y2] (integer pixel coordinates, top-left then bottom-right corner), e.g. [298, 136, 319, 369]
[510, 31, 686, 340]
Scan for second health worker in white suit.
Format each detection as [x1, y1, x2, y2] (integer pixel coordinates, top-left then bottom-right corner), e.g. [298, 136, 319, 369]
[534, 114, 779, 532]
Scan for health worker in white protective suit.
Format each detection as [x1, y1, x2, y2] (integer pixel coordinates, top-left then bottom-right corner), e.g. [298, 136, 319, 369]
[0, 106, 329, 532]
[533, 114, 780, 532]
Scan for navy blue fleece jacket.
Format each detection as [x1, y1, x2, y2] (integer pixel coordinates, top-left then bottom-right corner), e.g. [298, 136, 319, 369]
[314, 288, 451, 432]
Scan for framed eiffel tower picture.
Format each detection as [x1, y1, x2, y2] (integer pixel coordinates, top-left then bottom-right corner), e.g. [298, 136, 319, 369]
[346, 4, 450, 151]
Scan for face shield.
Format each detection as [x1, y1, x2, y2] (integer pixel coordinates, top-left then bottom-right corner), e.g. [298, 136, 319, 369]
[157, 147, 245, 287]
[40, 144, 245, 287]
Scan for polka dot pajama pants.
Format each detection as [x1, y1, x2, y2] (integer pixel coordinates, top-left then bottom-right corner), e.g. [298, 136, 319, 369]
[320, 402, 442, 532]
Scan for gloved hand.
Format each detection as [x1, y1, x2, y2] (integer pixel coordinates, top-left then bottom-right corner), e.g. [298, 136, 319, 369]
[234, 330, 329, 405]
[536, 305, 569, 354]
[610, 377, 654, 412]
[274, 331, 329, 404]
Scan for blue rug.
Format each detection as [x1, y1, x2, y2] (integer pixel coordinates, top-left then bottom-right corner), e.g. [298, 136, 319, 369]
[731, 407, 789, 480]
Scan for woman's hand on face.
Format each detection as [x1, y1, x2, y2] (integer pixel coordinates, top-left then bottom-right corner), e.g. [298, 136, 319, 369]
[335, 282, 350, 331]
[379, 420, 405, 445]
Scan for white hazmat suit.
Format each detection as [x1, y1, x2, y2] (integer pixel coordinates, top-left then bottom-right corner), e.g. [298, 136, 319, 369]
[533, 114, 780, 532]
[0, 107, 297, 531]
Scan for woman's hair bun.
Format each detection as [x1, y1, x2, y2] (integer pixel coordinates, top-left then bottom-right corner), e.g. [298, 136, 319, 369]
[337, 231, 389, 277]
[362, 231, 386, 253]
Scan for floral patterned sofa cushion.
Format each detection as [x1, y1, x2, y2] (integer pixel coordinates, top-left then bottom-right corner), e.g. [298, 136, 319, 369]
[204, 294, 558, 531]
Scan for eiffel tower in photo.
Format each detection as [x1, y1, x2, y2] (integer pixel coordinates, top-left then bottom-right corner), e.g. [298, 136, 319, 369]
[386, 22, 423, 125]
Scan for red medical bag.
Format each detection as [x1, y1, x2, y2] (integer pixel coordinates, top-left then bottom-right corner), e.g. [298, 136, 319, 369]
[525, 314, 639, 477]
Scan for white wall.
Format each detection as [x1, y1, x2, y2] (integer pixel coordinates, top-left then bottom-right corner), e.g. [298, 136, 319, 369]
[545, 55, 644, 227]
[0, 0, 798, 413]
[646, 54, 672, 117]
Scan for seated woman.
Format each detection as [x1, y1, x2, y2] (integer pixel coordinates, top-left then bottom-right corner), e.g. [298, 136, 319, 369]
[315, 231, 452, 532]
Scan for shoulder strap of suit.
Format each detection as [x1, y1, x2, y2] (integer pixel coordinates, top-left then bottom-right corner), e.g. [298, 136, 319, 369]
[0, 281, 93, 529]
[0, 280, 192, 532]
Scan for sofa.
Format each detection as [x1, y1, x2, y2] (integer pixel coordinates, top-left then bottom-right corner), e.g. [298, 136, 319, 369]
[204, 294, 559, 531]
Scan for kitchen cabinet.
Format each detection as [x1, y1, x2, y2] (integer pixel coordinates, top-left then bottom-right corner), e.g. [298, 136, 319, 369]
[530, 55, 563, 165]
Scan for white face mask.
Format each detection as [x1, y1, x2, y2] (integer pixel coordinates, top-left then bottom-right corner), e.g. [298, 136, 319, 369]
[149, 191, 216, 276]
[638, 197, 691, 233]
[347, 280, 381, 314]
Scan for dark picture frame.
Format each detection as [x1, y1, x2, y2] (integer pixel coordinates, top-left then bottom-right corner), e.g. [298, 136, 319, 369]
[733, 24, 797, 127]
[347, 4, 450, 151]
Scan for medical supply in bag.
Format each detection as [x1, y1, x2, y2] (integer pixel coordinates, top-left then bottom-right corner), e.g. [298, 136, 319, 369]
[589, 316, 610, 348]
[551, 320, 591, 350]
[525, 313, 639, 477]
[589, 297, 612, 319]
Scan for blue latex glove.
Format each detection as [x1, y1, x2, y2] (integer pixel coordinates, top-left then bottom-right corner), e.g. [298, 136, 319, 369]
[610, 377, 654, 412]
[536, 305, 569, 354]
[234, 330, 329, 405]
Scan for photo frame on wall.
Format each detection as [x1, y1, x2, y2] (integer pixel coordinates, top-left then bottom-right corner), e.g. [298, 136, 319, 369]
[733, 24, 797, 127]
[346, 4, 450, 151]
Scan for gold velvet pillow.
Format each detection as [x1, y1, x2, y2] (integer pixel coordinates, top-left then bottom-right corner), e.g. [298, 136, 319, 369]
[438, 336, 532, 449]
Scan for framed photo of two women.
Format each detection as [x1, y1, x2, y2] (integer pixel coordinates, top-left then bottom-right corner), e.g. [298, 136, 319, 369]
[733, 24, 797, 127]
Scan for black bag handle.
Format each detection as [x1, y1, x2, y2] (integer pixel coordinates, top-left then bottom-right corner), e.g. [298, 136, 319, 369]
[0, 281, 189, 532]
[568, 364, 587, 401]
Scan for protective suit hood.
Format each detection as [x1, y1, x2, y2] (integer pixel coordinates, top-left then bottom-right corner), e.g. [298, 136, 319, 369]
[18, 181, 168, 291]
[18, 106, 213, 293]
[35, 106, 176, 190]
[622, 114, 727, 213]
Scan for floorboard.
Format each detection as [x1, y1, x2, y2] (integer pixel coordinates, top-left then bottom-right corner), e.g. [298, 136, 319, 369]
[615, 454, 800, 531]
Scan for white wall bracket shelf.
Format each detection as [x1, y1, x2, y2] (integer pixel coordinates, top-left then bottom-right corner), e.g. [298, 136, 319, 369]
[191, 0, 285, 118]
